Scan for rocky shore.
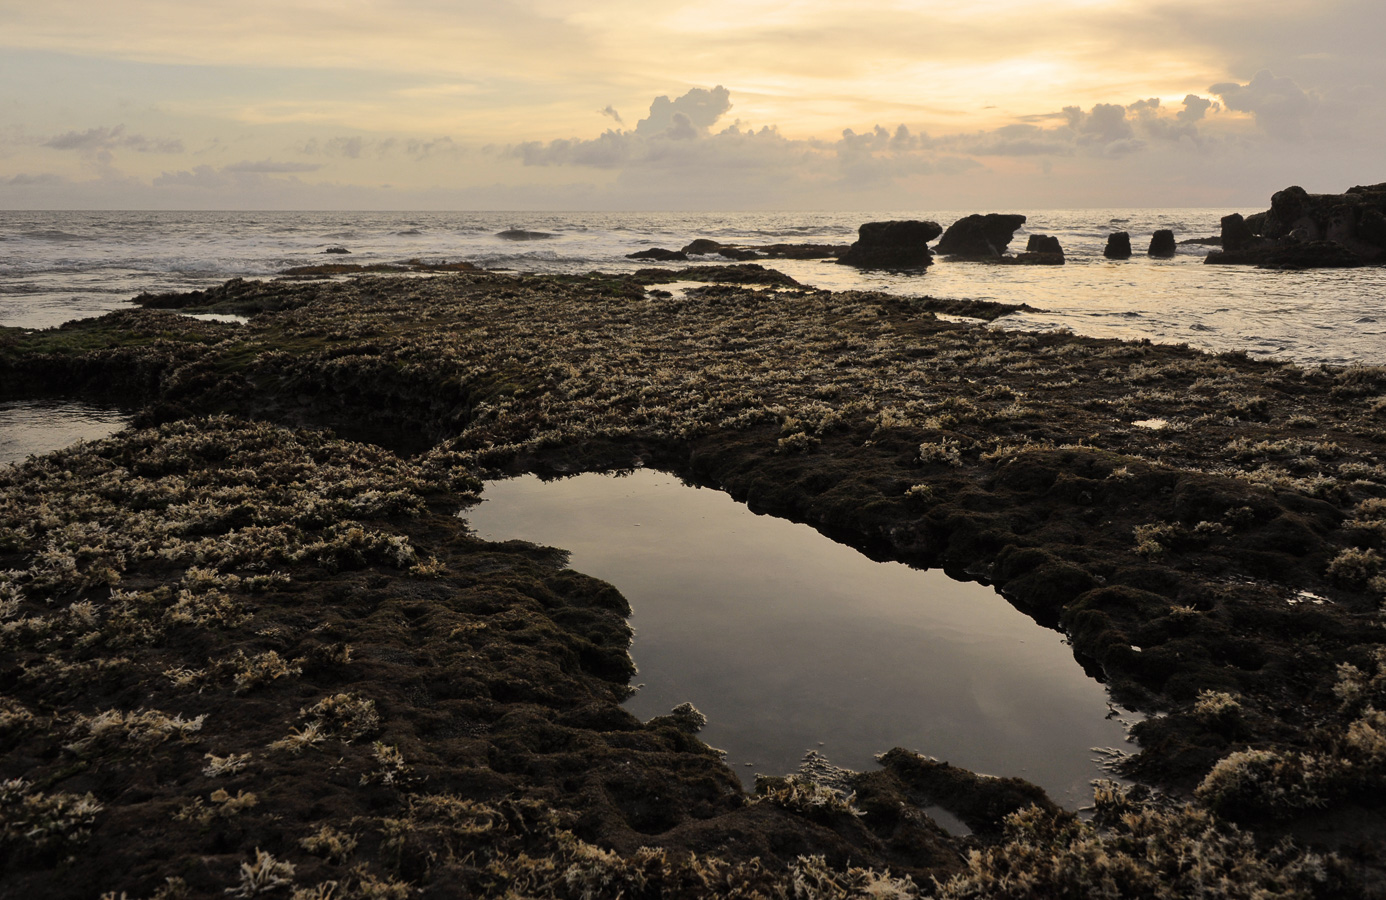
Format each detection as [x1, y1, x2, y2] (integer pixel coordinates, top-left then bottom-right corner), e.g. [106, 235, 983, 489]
[3, 267, 1385, 897]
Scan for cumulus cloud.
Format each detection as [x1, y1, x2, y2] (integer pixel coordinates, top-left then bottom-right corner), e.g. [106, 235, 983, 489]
[600, 105, 623, 125]
[1178, 94, 1214, 123]
[1210, 69, 1317, 139]
[634, 86, 732, 136]
[507, 87, 1252, 199]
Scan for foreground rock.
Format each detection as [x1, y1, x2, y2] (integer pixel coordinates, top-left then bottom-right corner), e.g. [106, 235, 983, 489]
[1208, 183, 1386, 267]
[3, 270, 1384, 896]
[934, 214, 1026, 260]
[834, 220, 941, 269]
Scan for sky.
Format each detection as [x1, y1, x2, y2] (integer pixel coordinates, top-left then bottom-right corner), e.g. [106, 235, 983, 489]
[0, 0, 1381, 210]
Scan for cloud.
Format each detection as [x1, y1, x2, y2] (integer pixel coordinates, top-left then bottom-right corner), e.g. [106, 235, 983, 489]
[1178, 94, 1214, 123]
[43, 125, 183, 155]
[634, 86, 732, 136]
[1, 173, 66, 187]
[1210, 69, 1317, 139]
[600, 105, 623, 125]
[507, 87, 1254, 199]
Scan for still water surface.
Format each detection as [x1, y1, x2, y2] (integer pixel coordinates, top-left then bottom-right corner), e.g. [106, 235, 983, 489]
[0, 400, 130, 466]
[465, 469, 1134, 807]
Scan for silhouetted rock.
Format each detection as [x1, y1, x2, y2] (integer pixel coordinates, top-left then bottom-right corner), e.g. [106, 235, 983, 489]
[935, 214, 1026, 259]
[754, 243, 848, 259]
[1103, 232, 1133, 259]
[1148, 230, 1176, 257]
[633, 239, 847, 262]
[682, 239, 725, 255]
[1207, 240, 1367, 269]
[627, 247, 689, 261]
[322, 247, 350, 254]
[837, 220, 941, 269]
[1207, 183, 1386, 267]
[1221, 214, 1256, 252]
[1014, 234, 1065, 265]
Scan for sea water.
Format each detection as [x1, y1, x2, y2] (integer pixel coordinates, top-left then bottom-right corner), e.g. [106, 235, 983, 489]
[2, 209, 1384, 366]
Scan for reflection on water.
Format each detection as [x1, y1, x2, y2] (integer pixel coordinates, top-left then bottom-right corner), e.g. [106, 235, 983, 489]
[466, 469, 1134, 806]
[0, 400, 130, 465]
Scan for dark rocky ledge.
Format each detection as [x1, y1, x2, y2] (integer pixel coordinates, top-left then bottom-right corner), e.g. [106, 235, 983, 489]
[1, 270, 1382, 897]
[1208, 183, 1386, 268]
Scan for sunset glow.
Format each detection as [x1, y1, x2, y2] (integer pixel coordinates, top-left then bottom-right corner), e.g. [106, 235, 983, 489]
[0, 0, 1379, 208]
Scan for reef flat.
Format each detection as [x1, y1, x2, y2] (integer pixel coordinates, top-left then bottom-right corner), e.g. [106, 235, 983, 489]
[2, 269, 1385, 897]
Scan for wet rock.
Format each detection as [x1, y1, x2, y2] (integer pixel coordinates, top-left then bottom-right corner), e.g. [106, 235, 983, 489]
[1104, 232, 1133, 259]
[754, 243, 847, 259]
[322, 246, 350, 254]
[632, 263, 803, 287]
[837, 220, 941, 269]
[1207, 239, 1368, 269]
[1014, 233, 1065, 265]
[627, 247, 689, 261]
[934, 214, 1026, 260]
[1148, 230, 1176, 258]
[875, 748, 1058, 837]
[682, 238, 725, 255]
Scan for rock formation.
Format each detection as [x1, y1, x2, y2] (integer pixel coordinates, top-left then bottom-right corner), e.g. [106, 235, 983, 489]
[837, 220, 941, 269]
[1148, 230, 1176, 258]
[934, 214, 1026, 259]
[627, 240, 847, 263]
[1014, 234, 1065, 265]
[1206, 183, 1386, 268]
[1103, 232, 1133, 259]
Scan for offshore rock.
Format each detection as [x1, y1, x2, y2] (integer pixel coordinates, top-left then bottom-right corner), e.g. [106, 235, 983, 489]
[934, 214, 1026, 259]
[683, 238, 726, 255]
[635, 239, 846, 262]
[1014, 234, 1065, 265]
[1104, 232, 1133, 259]
[837, 220, 941, 269]
[628, 247, 689, 261]
[1206, 182, 1386, 267]
[1221, 214, 1257, 252]
[1148, 230, 1177, 257]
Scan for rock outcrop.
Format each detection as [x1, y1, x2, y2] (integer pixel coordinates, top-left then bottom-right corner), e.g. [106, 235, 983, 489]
[627, 240, 847, 262]
[1104, 232, 1133, 259]
[837, 220, 941, 269]
[1014, 234, 1065, 265]
[934, 214, 1026, 260]
[628, 247, 688, 261]
[1148, 230, 1176, 258]
[1206, 183, 1386, 268]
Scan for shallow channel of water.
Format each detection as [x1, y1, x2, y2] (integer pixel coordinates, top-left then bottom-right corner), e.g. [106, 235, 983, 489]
[0, 400, 130, 466]
[465, 469, 1135, 807]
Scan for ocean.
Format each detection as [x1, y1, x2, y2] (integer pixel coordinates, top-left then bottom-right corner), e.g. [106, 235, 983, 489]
[2, 209, 1384, 367]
